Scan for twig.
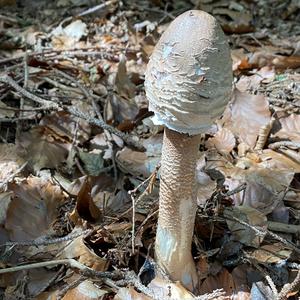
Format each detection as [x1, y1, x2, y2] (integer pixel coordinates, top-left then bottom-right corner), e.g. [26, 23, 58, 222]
[124, 166, 159, 253]
[244, 252, 278, 298]
[130, 192, 136, 254]
[0, 162, 27, 191]
[67, 106, 144, 150]
[60, 0, 118, 25]
[269, 141, 300, 150]
[0, 258, 123, 280]
[2, 229, 91, 247]
[0, 46, 135, 65]
[267, 221, 300, 234]
[0, 75, 59, 109]
[227, 215, 300, 255]
[278, 269, 300, 300]
[57, 276, 86, 300]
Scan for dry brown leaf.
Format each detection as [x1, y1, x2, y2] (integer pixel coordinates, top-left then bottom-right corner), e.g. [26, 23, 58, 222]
[224, 165, 293, 215]
[116, 135, 162, 177]
[41, 111, 91, 145]
[62, 280, 107, 300]
[18, 127, 67, 172]
[0, 192, 13, 224]
[259, 149, 300, 172]
[199, 268, 235, 297]
[206, 152, 294, 214]
[115, 286, 152, 300]
[115, 55, 136, 100]
[5, 176, 66, 241]
[231, 48, 251, 72]
[231, 265, 251, 300]
[251, 243, 292, 264]
[206, 127, 236, 154]
[274, 114, 300, 142]
[214, 8, 254, 34]
[197, 256, 209, 281]
[75, 177, 102, 223]
[57, 236, 109, 271]
[236, 66, 276, 92]
[223, 89, 271, 148]
[224, 206, 267, 247]
[0, 143, 25, 183]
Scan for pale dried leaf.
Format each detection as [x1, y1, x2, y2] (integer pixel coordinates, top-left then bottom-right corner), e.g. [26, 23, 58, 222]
[115, 286, 152, 300]
[0, 143, 26, 182]
[206, 127, 236, 153]
[223, 90, 271, 148]
[274, 114, 300, 142]
[62, 280, 107, 300]
[224, 165, 293, 214]
[259, 149, 300, 172]
[18, 127, 67, 172]
[0, 192, 12, 224]
[251, 243, 292, 264]
[236, 66, 275, 92]
[5, 176, 66, 241]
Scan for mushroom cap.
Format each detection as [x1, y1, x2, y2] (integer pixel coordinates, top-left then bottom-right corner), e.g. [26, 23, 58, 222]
[145, 10, 233, 135]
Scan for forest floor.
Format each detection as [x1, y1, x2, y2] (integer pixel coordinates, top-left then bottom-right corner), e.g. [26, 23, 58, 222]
[0, 0, 300, 299]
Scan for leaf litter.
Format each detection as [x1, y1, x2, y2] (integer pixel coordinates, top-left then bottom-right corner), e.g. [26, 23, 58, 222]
[0, 0, 300, 299]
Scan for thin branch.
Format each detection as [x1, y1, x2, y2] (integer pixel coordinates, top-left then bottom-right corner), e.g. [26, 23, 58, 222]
[0, 75, 59, 109]
[67, 106, 144, 150]
[0, 258, 124, 280]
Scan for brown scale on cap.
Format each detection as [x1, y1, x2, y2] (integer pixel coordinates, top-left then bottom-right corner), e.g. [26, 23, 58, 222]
[145, 10, 233, 291]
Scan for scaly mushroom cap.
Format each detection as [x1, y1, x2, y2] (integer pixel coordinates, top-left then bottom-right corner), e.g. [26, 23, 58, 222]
[145, 10, 233, 135]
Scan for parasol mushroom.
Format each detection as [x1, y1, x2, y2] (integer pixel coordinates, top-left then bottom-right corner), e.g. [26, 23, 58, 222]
[144, 10, 233, 291]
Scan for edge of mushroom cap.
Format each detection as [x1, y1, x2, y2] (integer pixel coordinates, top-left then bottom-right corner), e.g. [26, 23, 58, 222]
[145, 10, 233, 135]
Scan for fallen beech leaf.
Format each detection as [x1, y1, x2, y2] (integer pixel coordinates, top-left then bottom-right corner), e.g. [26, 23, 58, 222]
[41, 111, 91, 145]
[223, 89, 271, 148]
[231, 265, 251, 299]
[78, 149, 105, 176]
[224, 206, 267, 247]
[260, 149, 300, 172]
[274, 114, 300, 142]
[236, 67, 276, 92]
[62, 280, 107, 300]
[18, 127, 67, 172]
[206, 127, 236, 153]
[5, 176, 66, 241]
[116, 135, 162, 177]
[57, 236, 109, 271]
[0, 192, 13, 224]
[115, 54, 136, 99]
[251, 243, 292, 264]
[0, 143, 25, 183]
[231, 48, 251, 72]
[224, 165, 293, 214]
[115, 286, 152, 300]
[199, 268, 235, 297]
[76, 177, 102, 223]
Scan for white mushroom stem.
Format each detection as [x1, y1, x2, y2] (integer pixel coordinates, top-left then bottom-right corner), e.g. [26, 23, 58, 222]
[156, 127, 200, 291]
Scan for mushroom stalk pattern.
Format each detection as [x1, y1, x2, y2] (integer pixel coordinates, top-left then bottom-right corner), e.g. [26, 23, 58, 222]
[145, 10, 233, 291]
[156, 128, 200, 290]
